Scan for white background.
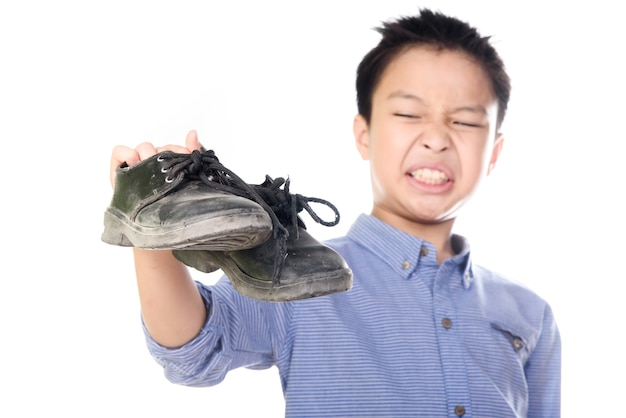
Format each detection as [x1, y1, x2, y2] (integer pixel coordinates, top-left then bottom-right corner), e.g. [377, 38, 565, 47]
[1, 1, 624, 416]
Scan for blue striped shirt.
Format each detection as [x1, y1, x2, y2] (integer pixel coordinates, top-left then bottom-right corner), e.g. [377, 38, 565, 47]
[146, 214, 561, 417]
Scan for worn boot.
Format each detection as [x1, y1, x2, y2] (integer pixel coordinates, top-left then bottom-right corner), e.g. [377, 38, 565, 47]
[173, 176, 353, 302]
[102, 149, 273, 251]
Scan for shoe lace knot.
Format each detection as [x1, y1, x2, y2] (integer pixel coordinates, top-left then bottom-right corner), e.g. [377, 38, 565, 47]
[253, 175, 340, 235]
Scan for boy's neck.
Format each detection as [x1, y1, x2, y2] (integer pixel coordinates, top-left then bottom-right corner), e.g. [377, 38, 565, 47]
[371, 210, 456, 264]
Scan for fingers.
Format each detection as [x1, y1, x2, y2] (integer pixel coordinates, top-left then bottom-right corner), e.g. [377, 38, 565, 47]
[109, 130, 204, 189]
[109, 142, 157, 189]
[110, 145, 141, 188]
[135, 142, 159, 161]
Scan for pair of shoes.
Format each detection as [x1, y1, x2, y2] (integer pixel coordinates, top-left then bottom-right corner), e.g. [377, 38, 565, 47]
[102, 149, 353, 302]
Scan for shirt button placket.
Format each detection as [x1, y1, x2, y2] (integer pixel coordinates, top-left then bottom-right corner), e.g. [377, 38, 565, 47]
[433, 264, 471, 418]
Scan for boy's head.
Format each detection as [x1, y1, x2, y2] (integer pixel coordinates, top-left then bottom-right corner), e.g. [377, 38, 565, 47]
[352, 9, 510, 232]
[356, 8, 510, 130]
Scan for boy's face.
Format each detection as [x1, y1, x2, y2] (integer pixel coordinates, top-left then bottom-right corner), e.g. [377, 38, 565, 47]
[354, 46, 504, 229]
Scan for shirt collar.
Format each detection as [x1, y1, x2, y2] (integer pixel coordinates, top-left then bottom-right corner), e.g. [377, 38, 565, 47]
[449, 233, 474, 289]
[347, 214, 474, 289]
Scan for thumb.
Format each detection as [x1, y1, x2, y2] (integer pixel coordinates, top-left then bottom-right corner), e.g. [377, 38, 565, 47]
[185, 130, 203, 152]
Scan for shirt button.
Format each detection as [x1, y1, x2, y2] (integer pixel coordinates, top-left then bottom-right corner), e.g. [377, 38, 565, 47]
[441, 318, 452, 329]
[402, 261, 411, 270]
[454, 405, 466, 416]
[512, 337, 523, 350]
[420, 246, 429, 257]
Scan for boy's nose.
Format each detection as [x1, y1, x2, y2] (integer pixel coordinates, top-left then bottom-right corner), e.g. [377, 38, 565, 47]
[419, 124, 451, 152]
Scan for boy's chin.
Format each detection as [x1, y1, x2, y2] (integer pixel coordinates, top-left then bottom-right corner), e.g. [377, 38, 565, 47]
[409, 214, 458, 226]
[372, 202, 466, 229]
[375, 209, 459, 229]
[405, 204, 464, 225]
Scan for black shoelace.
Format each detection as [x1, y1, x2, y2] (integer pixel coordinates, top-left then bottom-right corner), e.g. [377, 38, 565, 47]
[163, 149, 340, 286]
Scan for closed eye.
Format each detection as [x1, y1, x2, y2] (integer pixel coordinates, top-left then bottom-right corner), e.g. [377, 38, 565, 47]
[394, 113, 420, 119]
[453, 121, 482, 128]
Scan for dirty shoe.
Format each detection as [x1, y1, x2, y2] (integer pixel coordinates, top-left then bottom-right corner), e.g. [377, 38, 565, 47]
[173, 176, 353, 302]
[102, 149, 273, 251]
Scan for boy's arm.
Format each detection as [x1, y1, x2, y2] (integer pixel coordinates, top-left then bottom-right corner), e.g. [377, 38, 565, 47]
[111, 130, 207, 348]
[133, 248, 207, 348]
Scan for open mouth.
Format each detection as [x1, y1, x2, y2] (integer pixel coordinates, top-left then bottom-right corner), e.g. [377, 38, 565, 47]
[409, 168, 450, 185]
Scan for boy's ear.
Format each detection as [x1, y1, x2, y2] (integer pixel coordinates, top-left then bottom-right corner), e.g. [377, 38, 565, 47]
[487, 133, 505, 175]
[353, 114, 370, 161]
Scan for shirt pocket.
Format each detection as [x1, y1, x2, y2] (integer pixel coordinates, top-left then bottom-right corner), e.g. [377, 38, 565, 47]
[490, 319, 535, 366]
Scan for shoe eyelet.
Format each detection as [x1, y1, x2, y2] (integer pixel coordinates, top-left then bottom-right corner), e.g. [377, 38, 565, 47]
[157, 155, 165, 162]
[165, 176, 174, 183]
[161, 167, 169, 173]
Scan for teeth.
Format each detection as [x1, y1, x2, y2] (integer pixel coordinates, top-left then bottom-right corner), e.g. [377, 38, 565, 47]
[411, 168, 449, 184]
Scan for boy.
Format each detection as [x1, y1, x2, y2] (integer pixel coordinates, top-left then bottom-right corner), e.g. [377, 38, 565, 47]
[107, 8, 560, 417]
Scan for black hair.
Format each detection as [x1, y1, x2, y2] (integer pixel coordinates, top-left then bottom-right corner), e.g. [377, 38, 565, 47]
[356, 8, 511, 129]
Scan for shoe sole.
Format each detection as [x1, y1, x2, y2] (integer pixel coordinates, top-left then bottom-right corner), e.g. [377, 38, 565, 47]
[101, 208, 272, 251]
[202, 251, 353, 302]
